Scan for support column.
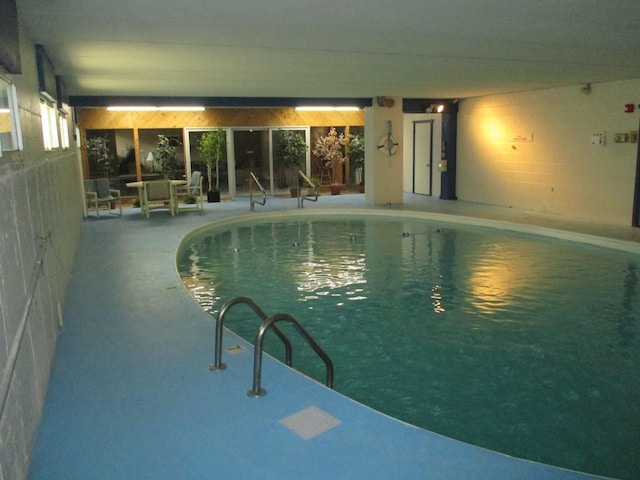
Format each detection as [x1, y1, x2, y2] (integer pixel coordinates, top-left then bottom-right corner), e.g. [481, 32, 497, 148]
[364, 98, 404, 206]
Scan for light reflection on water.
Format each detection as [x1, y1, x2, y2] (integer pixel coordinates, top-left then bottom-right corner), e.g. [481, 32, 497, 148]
[177, 216, 640, 480]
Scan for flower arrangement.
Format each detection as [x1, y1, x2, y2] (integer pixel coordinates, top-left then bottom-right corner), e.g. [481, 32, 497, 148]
[312, 127, 346, 167]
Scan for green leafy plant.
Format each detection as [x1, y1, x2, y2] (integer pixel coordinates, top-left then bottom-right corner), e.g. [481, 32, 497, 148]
[154, 135, 181, 179]
[196, 129, 226, 192]
[274, 129, 308, 187]
[86, 136, 115, 178]
[348, 133, 365, 184]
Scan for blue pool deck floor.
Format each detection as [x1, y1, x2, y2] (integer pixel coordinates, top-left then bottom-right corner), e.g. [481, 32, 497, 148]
[29, 193, 635, 480]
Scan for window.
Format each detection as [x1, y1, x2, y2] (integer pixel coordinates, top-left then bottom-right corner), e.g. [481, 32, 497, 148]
[0, 76, 23, 158]
[59, 114, 69, 149]
[40, 100, 59, 150]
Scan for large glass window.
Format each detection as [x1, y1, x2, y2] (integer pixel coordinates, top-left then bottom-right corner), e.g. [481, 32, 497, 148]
[271, 128, 309, 195]
[235, 129, 269, 195]
[139, 128, 184, 180]
[85, 129, 136, 194]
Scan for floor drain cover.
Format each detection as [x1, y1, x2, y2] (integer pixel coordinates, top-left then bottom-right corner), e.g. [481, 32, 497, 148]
[279, 405, 341, 440]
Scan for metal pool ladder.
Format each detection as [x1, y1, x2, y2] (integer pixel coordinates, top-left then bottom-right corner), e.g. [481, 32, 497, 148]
[296, 170, 318, 208]
[210, 296, 334, 397]
[249, 172, 267, 211]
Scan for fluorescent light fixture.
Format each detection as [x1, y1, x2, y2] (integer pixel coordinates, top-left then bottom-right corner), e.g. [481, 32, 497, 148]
[106, 106, 204, 112]
[295, 106, 360, 112]
[159, 106, 205, 111]
[0, 108, 10, 113]
[107, 106, 156, 111]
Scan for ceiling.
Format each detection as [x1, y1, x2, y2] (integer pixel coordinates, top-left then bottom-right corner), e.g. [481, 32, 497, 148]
[15, 0, 640, 104]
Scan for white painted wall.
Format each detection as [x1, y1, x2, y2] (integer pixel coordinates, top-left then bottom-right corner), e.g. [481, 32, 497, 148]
[0, 23, 83, 480]
[457, 79, 640, 225]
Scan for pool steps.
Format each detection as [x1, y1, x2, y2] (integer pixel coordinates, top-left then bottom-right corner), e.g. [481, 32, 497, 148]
[211, 296, 334, 397]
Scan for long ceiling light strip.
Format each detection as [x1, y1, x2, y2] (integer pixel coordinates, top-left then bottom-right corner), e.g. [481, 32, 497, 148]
[295, 106, 361, 112]
[106, 106, 205, 112]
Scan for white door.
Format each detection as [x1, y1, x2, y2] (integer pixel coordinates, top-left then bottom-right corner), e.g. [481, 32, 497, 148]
[413, 120, 433, 195]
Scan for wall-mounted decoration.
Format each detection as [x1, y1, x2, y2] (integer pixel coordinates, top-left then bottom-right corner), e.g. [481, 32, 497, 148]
[36, 45, 57, 103]
[376, 96, 395, 108]
[377, 120, 399, 155]
[56, 76, 69, 114]
[512, 134, 533, 142]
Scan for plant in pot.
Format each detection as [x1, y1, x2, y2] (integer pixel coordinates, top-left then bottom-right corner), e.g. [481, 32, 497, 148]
[154, 134, 181, 180]
[348, 133, 365, 192]
[86, 136, 115, 178]
[312, 127, 346, 195]
[196, 128, 226, 202]
[274, 129, 308, 197]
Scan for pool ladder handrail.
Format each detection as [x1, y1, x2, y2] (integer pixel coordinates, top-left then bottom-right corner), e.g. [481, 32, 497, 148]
[249, 172, 267, 211]
[210, 296, 334, 398]
[210, 296, 292, 371]
[296, 170, 318, 208]
[248, 312, 334, 397]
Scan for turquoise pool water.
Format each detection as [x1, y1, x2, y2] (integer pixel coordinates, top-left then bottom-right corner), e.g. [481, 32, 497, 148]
[177, 214, 640, 480]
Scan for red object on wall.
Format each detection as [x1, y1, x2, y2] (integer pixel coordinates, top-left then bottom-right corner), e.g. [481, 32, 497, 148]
[625, 103, 635, 113]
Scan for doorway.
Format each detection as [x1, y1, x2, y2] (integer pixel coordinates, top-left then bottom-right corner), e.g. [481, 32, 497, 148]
[234, 129, 270, 195]
[413, 120, 434, 195]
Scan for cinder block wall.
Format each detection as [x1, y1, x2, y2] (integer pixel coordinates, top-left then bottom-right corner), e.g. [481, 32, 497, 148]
[0, 24, 83, 480]
[457, 79, 640, 225]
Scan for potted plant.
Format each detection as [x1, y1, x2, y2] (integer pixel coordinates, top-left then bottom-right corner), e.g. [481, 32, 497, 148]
[348, 133, 365, 192]
[312, 127, 346, 194]
[86, 136, 115, 178]
[274, 129, 308, 197]
[196, 128, 226, 202]
[154, 134, 181, 180]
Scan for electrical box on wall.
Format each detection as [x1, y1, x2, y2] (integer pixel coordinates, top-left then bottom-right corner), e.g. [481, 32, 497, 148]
[591, 132, 606, 146]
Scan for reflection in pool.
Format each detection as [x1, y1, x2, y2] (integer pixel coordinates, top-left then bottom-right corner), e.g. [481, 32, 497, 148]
[177, 214, 640, 480]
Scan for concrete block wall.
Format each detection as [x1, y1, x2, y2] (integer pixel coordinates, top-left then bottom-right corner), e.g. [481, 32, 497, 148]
[457, 79, 640, 225]
[0, 24, 83, 480]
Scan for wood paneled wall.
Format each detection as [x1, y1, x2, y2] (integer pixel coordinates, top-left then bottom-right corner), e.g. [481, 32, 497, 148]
[78, 107, 364, 130]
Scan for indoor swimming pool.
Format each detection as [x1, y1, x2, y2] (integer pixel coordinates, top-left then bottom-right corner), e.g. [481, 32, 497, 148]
[177, 212, 640, 480]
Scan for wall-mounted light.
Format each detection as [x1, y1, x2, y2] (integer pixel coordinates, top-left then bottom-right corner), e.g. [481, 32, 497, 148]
[426, 104, 445, 114]
[295, 106, 360, 111]
[106, 106, 205, 112]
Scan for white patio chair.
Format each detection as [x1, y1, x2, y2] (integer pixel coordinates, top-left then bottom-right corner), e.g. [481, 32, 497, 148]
[84, 178, 122, 219]
[141, 180, 177, 218]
